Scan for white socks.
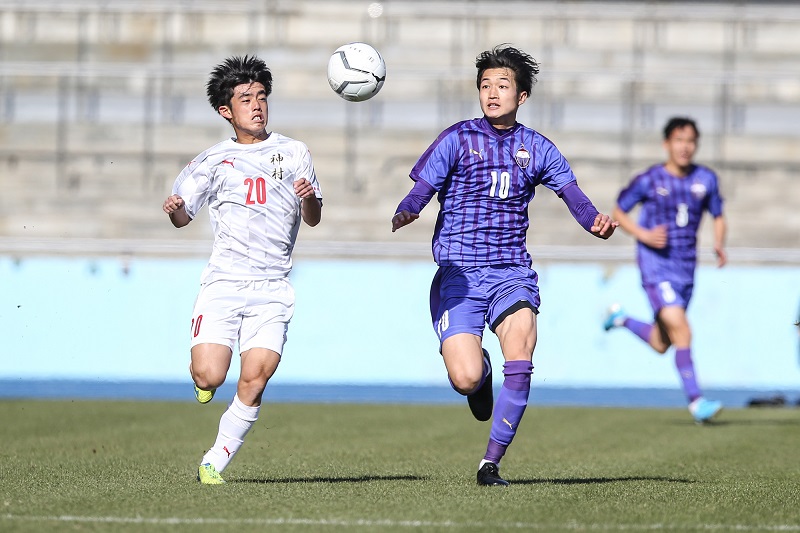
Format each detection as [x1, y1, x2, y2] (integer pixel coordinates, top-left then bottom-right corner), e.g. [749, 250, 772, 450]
[201, 394, 260, 472]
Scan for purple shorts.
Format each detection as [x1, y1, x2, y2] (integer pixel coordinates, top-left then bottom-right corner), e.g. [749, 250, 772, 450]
[643, 280, 694, 315]
[429, 265, 540, 344]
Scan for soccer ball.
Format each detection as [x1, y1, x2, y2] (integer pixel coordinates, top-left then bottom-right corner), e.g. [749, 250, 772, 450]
[327, 42, 386, 102]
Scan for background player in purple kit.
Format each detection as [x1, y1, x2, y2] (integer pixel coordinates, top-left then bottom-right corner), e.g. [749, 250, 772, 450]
[603, 117, 727, 424]
[391, 45, 618, 486]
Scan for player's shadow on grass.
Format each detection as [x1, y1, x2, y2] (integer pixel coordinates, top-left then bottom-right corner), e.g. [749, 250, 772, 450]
[509, 475, 693, 485]
[237, 474, 427, 484]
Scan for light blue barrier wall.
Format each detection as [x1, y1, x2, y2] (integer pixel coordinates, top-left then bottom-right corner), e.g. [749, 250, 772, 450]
[1, 256, 798, 390]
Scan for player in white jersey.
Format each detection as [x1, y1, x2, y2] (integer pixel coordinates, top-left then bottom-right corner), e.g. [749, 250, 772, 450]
[162, 55, 322, 484]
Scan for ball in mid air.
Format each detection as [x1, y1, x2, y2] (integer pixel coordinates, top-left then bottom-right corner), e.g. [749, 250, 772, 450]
[327, 42, 386, 102]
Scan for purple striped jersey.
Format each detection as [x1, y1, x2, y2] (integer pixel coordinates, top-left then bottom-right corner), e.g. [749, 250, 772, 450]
[410, 117, 577, 266]
[617, 163, 723, 285]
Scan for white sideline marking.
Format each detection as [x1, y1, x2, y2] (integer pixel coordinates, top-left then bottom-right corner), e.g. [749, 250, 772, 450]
[2, 514, 800, 531]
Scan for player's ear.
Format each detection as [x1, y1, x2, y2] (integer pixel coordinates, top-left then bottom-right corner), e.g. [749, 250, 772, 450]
[517, 92, 528, 106]
[218, 106, 233, 120]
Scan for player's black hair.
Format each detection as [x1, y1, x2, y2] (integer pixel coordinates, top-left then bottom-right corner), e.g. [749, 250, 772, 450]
[206, 55, 273, 111]
[475, 44, 539, 96]
[663, 116, 700, 140]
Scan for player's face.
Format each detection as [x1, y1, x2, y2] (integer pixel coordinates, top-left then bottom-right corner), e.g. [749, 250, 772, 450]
[219, 82, 269, 143]
[663, 125, 698, 172]
[479, 68, 528, 129]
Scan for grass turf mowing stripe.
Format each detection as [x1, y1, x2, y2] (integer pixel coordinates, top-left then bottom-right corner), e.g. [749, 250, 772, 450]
[3, 514, 800, 531]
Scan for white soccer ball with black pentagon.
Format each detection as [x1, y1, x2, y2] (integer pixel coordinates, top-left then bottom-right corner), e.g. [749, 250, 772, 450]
[327, 42, 386, 102]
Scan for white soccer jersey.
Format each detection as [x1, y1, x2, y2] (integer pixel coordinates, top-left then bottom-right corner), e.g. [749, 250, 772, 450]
[172, 133, 322, 283]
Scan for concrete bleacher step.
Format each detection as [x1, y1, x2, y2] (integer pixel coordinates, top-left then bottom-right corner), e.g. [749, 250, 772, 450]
[1, 1, 798, 252]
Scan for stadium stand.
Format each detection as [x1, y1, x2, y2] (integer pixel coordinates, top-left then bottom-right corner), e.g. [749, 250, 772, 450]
[0, 0, 798, 260]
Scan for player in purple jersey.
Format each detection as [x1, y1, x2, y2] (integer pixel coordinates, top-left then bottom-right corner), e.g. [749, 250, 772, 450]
[392, 45, 618, 486]
[163, 56, 322, 484]
[603, 117, 727, 424]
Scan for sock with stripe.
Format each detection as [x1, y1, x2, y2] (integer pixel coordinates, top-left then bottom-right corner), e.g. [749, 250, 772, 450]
[483, 360, 533, 464]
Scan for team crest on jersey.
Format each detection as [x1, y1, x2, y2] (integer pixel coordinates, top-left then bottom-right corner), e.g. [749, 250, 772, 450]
[514, 144, 530, 169]
[690, 182, 707, 199]
[656, 187, 670, 197]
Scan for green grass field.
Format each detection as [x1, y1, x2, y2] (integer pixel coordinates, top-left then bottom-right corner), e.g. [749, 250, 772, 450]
[1, 399, 799, 532]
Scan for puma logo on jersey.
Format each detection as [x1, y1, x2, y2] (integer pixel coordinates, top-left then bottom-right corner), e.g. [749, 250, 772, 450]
[656, 187, 670, 196]
[222, 158, 236, 168]
[470, 149, 483, 160]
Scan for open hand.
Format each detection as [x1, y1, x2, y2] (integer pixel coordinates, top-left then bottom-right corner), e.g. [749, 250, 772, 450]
[591, 213, 619, 239]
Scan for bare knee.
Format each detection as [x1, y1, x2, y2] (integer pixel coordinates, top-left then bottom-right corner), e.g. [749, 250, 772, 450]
[649, 329, 673, 352]
[649, 323, 672, 354]
[189, 357, 229, 390]
[449, 369, 482, 395]
[652, 343, 670, 355]
[191, 365, 227, 390]
[190, 344, 233, 390]
[441, 334, 485, 395]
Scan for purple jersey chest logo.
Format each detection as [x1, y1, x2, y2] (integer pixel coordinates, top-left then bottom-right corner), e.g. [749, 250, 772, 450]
[690, 181, 707, 199]
[514, 144, 531, 169]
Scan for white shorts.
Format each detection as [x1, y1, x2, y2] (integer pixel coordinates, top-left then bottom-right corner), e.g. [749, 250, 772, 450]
[189, 278, 295, 355]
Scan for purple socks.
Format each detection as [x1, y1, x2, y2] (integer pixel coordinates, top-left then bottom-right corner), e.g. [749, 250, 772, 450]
[623, 317, 654, 344]
[484, 360, 533, 464]
[675, 347, 702, 402]
[619, 314, 702, 402]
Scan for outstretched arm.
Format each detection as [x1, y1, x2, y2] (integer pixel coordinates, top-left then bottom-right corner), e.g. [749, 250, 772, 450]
[391, 179, 436, 232]
[559, 182, 618, 239]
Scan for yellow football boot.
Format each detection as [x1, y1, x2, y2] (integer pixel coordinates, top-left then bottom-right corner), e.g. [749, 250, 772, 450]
[194, 384, 216, 404]
[197, 463, 225, 485]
